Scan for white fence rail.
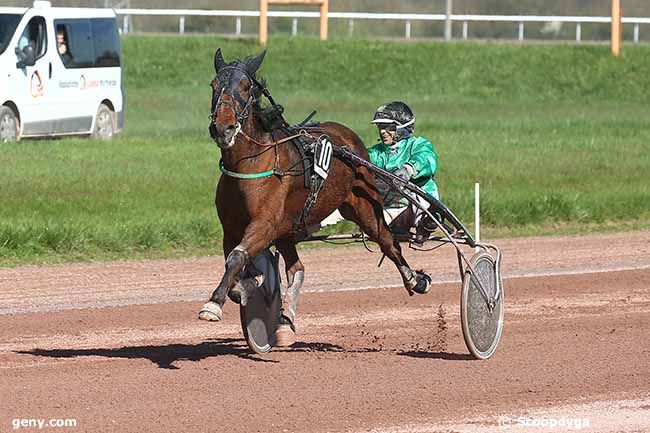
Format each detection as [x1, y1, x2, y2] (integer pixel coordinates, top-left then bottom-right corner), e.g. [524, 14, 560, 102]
[114, 8, 650, 43]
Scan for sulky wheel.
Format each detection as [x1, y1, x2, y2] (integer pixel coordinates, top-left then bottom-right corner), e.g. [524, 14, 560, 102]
[239, 249, 282, 354]
[461, 251, 504, 360]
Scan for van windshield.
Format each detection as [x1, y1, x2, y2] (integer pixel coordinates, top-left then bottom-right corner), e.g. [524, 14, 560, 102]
[0, 14, 22, 56]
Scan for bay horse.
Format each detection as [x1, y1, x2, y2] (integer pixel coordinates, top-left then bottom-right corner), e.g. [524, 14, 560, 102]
[199, 49, 431, 345]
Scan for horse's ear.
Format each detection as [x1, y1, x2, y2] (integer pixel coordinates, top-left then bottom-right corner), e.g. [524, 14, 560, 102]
[246, 50, 266, 75]
[214, 48, 226, 72]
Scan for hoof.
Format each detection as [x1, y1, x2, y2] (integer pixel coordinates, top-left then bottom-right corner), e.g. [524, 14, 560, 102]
[275, 324, 296, 347]
[198, 301, 223, 321]
[412, 272, 432, 295]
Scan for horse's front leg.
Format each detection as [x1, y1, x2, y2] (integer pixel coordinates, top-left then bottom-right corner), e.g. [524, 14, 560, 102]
[198, 245, 248, 321]
[198, 221, 277, 322]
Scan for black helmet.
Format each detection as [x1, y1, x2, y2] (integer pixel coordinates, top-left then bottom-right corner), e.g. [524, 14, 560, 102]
[372, 101, 415, 142]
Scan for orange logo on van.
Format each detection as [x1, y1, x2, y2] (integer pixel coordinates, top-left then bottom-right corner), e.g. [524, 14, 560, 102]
[30, 71, 44, 98]
[79, 75, 100, 90]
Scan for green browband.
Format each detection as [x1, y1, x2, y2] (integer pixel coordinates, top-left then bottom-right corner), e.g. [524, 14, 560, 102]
[219, 160, 275, 179]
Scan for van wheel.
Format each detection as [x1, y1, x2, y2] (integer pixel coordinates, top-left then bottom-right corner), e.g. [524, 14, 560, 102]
[0, 106, 19, 143]
[92, 103, 115, 140]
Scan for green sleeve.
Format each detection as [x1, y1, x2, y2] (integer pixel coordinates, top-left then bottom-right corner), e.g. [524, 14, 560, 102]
[368, 143, 387, 169]
[407, 137, 438, 179]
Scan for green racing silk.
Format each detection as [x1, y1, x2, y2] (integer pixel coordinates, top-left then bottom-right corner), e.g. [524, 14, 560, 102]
[368, 135, 439, 200]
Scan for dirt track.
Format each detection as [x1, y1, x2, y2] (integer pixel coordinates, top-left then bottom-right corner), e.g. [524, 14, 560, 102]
[1, 231, 649, 433]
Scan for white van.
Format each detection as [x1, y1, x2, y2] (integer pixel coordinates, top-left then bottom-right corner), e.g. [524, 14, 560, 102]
[0, 1, 124, 142]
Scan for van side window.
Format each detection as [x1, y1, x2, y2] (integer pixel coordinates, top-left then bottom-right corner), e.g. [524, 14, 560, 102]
[0, 14, 22, 56]
[91, 18, 120, 67]
[54, 18, 120, 69]
[54, 19, 93, 68]
[17, 16, 47, 60]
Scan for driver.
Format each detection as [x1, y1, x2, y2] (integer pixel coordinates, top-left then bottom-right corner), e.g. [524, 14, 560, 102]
[369, 101, 439, 245]
[318, 101, 440, 246]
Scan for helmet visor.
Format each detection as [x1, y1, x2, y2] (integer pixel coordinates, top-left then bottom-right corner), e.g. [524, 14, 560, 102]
[375, 122, 397, 133]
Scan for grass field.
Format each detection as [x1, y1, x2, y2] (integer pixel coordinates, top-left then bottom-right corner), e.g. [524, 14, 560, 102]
[1, 36, 649, 266]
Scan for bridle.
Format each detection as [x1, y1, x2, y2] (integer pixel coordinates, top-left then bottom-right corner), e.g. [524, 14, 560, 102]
[210, 65, 258, 127]
[209, 64, 298, 148]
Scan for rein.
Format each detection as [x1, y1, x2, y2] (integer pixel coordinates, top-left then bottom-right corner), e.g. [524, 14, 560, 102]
[219, 130, 313, 179]
[239, 130, 305, 148]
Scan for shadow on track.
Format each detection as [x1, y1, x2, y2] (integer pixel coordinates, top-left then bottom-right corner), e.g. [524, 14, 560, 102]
[397, 351, 475, 361]
[16, 338, 344, 369]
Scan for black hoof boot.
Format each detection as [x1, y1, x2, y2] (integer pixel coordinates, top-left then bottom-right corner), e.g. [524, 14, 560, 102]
[228, 276, 263, 306]
[412, 272, 432, 294]
[413, 214, 439, 247]
[227, 285, 242, 304]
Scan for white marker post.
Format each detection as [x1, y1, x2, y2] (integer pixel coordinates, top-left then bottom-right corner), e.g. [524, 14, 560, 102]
[475, 182, 480, 252]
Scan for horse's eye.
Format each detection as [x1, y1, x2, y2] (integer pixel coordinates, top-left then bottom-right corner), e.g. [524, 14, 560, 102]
[210, 79, 218, 90]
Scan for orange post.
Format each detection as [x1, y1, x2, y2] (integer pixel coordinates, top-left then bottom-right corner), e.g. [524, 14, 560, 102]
[611, 0, 622, 56]
[260, 0, 269, 46]
[259, 0, 329, 46]
[319, 0, 328, 41]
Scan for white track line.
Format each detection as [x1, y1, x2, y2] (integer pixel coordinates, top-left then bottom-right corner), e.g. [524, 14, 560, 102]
[317, 263, 650, 294]
[1, 263, 650, 315]
[350, 397, 650, 433]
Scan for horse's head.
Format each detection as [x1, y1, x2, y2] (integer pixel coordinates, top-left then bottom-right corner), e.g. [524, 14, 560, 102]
[209, 48, 266, 149]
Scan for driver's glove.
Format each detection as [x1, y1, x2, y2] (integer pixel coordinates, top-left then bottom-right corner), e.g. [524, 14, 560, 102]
[375, 175, 391, 197]
[393, 164, 415, 181]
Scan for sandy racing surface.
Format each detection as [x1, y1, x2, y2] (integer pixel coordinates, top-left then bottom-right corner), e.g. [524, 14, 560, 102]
[1, 231, 649, 432]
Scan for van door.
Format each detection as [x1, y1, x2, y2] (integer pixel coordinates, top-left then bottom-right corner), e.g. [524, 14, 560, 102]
[50, 19, 95, 134]
[13, 15, 55, 136]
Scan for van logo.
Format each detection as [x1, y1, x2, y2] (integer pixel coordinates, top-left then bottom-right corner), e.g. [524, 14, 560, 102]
[59, 81, 79, 89]
[79, 75, 100, 90]
[30, 71, 44, 98]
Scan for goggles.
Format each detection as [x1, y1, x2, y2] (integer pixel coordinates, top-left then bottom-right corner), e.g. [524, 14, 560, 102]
[375, 122, 397, 133]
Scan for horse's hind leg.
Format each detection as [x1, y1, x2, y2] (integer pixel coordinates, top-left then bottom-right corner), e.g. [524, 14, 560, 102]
[340, 187, 431, 296]
[274, 238, 305, 347]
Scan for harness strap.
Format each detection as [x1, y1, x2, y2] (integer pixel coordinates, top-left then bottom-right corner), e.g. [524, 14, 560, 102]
[220, 130, 317, 181]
